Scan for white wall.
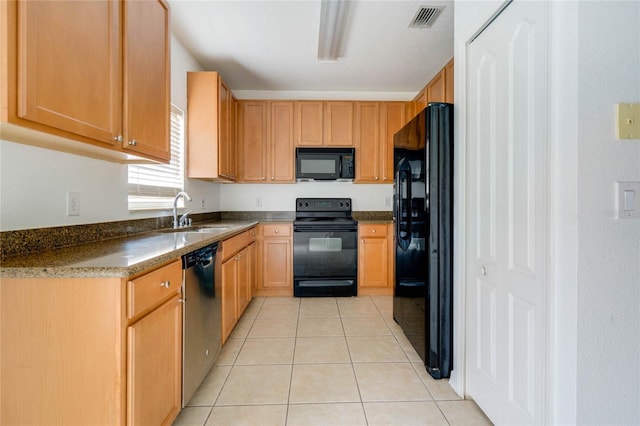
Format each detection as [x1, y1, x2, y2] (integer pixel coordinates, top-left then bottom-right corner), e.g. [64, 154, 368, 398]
[220, 183, 392, 211]
[575, 2, 640, 425]
[454, 1, 640, 424]
[0, 35, 217, 231]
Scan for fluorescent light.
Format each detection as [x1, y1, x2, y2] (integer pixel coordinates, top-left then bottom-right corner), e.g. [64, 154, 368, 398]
[317, 0, 349, 62]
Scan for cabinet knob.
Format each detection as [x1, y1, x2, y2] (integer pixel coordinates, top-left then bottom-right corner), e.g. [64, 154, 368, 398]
[271, 176, 274, 180]
[372, 229, 376, 233]
[128, 139, 137, 146]
[114, 135, 123, 143]
[375, 176, 379, 180]
[274, 229, 279, 233]
[361, 240, 365, 243]
[160, 280, 171, 288]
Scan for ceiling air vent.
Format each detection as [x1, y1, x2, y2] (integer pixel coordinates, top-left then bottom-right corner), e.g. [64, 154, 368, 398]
[409, 5, 444, 29]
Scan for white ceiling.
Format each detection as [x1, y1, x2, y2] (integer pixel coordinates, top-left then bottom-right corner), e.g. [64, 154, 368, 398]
[169, 0, 454, 99]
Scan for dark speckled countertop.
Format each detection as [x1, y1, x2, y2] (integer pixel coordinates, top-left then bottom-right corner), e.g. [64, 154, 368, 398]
[0, 210, 392, 279]
[0, 221, 257, 279]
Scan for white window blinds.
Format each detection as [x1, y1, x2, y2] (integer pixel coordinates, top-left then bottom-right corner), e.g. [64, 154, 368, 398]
[128, 104, 185, 210]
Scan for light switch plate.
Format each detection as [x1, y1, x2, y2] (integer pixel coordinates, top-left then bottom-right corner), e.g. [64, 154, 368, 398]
[616, 103, 640, 140]
[615, 182, 640, 220]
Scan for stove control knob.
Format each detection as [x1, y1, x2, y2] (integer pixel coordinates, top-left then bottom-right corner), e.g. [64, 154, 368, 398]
[304, 202, 309, 208]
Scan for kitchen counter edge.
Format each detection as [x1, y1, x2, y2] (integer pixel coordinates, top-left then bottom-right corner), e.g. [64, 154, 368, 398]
[0, 221, 261, 279]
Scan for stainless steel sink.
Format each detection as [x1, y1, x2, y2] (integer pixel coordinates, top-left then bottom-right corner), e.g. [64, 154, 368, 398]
[158, 225, 230, 233]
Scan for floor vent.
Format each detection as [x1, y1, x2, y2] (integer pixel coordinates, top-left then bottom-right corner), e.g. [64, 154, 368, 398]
[409, 5, 444, 29]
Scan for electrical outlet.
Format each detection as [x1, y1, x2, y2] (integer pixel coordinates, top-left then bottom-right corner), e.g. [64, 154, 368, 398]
[256, 197, 263, 208]
[201, 199, 206, 209]
[384, 196, 391, 208]
[67, 192, 80, 216]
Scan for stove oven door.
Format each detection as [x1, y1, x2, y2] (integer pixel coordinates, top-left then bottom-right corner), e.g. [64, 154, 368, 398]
[293, 225, 357, 297]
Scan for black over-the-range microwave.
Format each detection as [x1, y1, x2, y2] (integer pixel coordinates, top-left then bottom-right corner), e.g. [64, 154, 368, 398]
[295, 147, 355, 181]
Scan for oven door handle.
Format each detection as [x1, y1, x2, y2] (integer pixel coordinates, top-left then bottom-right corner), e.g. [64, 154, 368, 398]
[293, 225, 357, 232]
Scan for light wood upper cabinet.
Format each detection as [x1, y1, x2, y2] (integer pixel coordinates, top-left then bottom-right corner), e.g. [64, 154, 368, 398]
[445, 58, 454, 103]
[426, 68, 446, 103]
[355, 102, 381, 182]
[379, 102, 406, 182]
[122, 0, 170, 161]
[408, 58, 454, 121]
[187, 71, 237, 181]
[324, 101, 354, 146]
[295, 101, 324, 146]
[358, 223, 393, 295]
[239, 101, 269, 182]
[355, 101, 405, 184]
[1, 0, 170, 163]
[239, 100, 295, 183]
[270, 101, 295, 181]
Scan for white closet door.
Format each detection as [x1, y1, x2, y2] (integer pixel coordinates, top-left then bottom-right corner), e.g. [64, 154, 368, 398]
[466, 1, 548, 424]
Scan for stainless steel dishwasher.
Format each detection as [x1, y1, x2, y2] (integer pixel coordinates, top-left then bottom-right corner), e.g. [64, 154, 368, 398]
[181, 242, 221, 407]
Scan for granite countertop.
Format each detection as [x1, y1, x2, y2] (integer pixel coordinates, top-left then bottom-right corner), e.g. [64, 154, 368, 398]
[0, 221, 258, 279]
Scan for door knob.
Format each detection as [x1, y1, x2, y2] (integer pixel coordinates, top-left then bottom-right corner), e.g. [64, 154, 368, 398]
[480, 266, 487, 276]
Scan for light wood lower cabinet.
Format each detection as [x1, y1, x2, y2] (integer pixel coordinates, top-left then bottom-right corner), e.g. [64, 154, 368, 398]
[0, 259, 183, 425]
[255, 223, 293, 297]
[358, 223, 394, 295]
[220, 228, 257, 343]
[127, 295, 182, 426]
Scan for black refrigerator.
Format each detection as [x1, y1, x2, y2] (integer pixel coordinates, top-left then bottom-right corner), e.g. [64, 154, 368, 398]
[393, 102, 453, 379]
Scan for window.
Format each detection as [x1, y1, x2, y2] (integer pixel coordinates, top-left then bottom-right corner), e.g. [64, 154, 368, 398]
[128, 104, 185, 210]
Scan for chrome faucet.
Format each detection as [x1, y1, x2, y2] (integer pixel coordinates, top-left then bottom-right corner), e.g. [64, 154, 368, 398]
[173, 191, 192, 229]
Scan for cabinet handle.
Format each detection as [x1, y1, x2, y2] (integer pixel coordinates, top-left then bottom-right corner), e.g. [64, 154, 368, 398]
[262, 177, 266, 180]
[274, 229, 279, 233]
[361, 240, 365, 243]
[160, 280, 171, 288]
[375, 176, 378, 180]
[128, 139, 137, 146]
[114, 134, 123, 143]
[271, 176, 274, 180]
[372, 229, 376, 233]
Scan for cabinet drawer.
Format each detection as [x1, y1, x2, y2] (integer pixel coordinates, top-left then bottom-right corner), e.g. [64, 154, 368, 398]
[221, 229, 254, 261]
[262, 224, 292, 237]
[359, 224, 388, 238]
[128, 260, 182, 319]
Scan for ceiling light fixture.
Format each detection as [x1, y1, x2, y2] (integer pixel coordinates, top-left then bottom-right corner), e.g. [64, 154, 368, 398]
[317, 0, 349, 62]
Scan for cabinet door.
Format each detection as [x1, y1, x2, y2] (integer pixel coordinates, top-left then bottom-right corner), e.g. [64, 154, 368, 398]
[359, 237, 388, 288]
[262, 239, 291, 289]
[17, 0, 121, 145]
[354, 102, 380, 182]
[295, 101, 323, 146]
[221, 257, 238, 343]
[236, 246, 251, 316]
[123, 0, 170, 161]
[380, 102, 406, 183]
[270, 101, 295, 182]
[217, 79, 232, 179]
[229, 94, 239, 179]
[127, 296, 182, 426]
[426, 69, 446, 103]
[240, 101, 268, 182]
[324, 101, 353, 146]
[444, 59, 454, 104]
[413, 89, 427, 115]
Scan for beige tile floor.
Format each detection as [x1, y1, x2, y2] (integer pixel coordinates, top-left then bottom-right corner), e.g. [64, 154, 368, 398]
[173, 296, 492, 426]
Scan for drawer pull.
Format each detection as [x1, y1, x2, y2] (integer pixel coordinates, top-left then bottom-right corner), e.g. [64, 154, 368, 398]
[160, 280, 171, 288]
[372, 229, 376, 233]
